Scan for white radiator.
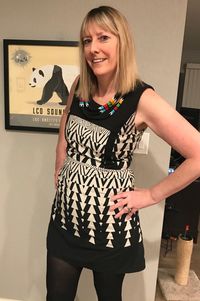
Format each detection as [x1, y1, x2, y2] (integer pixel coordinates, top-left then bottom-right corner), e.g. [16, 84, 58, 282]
[182, 63, 200, 109]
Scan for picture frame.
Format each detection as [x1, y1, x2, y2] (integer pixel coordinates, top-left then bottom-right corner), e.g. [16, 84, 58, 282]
[3, 39, 79, 132]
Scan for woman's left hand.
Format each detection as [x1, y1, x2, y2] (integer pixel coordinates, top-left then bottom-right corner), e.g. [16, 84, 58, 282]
[109, 188, 157, 220]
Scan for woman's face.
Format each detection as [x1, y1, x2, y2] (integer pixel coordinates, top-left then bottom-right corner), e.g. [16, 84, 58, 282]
[82, 22, 118, 81]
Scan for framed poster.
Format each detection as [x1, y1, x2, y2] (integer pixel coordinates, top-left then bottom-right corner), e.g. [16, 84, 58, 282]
[3, 39, 79, 132]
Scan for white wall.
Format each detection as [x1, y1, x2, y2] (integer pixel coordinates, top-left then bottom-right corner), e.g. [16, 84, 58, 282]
[0, 1, 187, 300]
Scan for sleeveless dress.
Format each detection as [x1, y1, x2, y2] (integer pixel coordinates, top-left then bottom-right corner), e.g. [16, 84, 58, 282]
[47, 81, 153, 273]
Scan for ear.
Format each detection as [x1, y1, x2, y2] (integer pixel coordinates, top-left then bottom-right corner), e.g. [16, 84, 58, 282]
[32, 67, 36, 71]
[39, 69, 45, 77]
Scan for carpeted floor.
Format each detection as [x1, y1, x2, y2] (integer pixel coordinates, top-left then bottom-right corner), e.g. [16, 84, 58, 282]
[158, 268, 200, 300]
[155, 235, 200, 301]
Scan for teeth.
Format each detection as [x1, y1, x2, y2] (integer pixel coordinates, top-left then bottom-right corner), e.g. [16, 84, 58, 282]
[92, 58, 105, 63]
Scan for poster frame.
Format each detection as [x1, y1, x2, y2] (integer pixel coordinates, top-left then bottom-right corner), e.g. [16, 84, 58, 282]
[3, 39, 79, 133]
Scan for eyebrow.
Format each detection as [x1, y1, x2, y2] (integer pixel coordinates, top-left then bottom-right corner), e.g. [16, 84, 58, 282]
[83, 31, 107, 38]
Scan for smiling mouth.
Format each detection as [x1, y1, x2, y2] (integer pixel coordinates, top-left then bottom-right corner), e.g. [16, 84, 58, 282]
[92, 58, 106, 63]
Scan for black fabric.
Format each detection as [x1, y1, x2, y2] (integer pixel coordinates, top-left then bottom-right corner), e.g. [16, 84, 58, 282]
[46, 253, 125, 301]
[93, 270, 125, 301]
[47, 215, 146, 274]
[47, 81, 153, 274]
[72, 81, 154, 131]
[72, 81, 154, 169]
[46, 254, 82, 301]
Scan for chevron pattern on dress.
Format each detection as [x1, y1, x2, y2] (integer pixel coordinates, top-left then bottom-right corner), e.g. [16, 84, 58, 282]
[66, 115, 110, 166]
[114, 113, 144, 168]
[52, 157, 142, 248]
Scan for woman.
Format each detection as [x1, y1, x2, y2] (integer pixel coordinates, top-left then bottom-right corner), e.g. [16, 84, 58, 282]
[46, 6, 200, 301]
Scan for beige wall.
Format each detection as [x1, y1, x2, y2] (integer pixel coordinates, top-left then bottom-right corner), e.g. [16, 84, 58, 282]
[0, 1, 187, 300]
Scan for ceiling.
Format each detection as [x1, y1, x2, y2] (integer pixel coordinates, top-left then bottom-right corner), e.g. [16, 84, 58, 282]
[182, 0, 200, 52]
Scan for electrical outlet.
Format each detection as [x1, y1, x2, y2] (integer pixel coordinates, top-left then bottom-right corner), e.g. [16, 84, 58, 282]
[134, 132, 150, 154]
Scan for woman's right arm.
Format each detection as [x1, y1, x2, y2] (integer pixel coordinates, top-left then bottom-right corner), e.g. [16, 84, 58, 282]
[54, 76, 79, 188]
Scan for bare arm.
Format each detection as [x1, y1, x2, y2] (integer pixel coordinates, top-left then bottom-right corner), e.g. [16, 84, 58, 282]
[110, 89, 200, 217]
[137, 89, 200, 201]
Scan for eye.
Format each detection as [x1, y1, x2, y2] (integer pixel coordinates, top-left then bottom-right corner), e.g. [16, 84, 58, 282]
[82, 38, 91, 45]
[99, 35, 110, 42]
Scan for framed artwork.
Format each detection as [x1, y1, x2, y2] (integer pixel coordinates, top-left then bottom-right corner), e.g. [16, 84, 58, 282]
[3, 39, 79, 132]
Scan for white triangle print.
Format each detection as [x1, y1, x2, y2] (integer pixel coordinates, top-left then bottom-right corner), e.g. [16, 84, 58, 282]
[106, 215, 115, 224]
[88, 196, 96, 205]
[70, 183, 79, 193]
[73, 224, 78, 230]
[61, 224, 67, 230]
[81, 186, 89, 195]
[125, 220, 132, 231]
[105, 224, 115, 232]
[80, 202, 86, 210]
[108, 199, 113, 206]
[104, 177, 116, 188]
[66, 189, 71, 197]
[67, 181, 80, 196]
[99, 195, 106, 202]
[125, 230, 131, 239]
[80, 186, 89, 196]
[125, 239, 131, 247]
[98, 206, 105, 214]
[61, 217, 65, 224]
[74, 231, 80, 237]
[79, 194, 88, 203]
[106, 240, 114, 248]
[88, 187, 98, 197]
[88, 221, 96, 230]
[139, 233, 142, 242]
[99, 187, 106, 194]
[107, 232, 114, 239]
[88, 205, 96, 214]
[89, 237, 95, 244]
[72, 216, 78, 225]
[88, 214, 96, 222]
[71, 209, 78, 217]
[87, 179, 98, 191]
[71, 201, 78, 210]
[89, 229, 95, 237]
[119, 222, 122, 226]
[100, 214, 104, 220]
[61, 209, 65, 218]
[61, 201, 65, 209]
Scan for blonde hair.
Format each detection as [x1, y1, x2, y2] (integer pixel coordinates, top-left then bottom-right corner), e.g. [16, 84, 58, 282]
[78, 6, 140, 100]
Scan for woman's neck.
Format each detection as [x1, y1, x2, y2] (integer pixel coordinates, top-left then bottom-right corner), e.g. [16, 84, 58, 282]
[94, 77, 117, 105]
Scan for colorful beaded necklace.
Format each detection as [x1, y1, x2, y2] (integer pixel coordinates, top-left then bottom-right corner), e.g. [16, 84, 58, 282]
[79, 96, 124, 116]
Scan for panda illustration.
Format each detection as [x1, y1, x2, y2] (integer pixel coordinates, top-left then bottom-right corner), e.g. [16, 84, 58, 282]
[29, 64, 79, 105]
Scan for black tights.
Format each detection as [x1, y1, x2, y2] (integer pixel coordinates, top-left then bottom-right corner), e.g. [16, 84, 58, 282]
[46, 254, 125, 301]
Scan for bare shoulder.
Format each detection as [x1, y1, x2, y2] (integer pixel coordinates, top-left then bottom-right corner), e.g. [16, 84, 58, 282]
[135, 88, 182, 134]
[135, 88, 200, 159]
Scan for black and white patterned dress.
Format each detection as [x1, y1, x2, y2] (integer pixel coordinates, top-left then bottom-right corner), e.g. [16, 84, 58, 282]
[47, 81, 153, 273]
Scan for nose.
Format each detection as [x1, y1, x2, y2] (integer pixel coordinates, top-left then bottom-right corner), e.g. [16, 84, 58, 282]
[90, 40, 99, 54]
